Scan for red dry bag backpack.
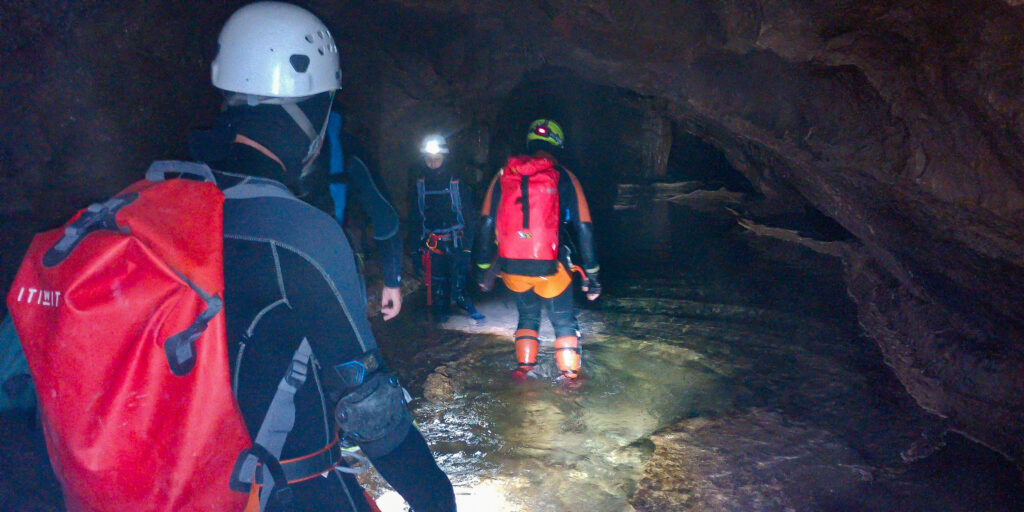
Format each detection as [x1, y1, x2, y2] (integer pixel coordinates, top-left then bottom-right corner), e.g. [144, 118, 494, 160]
[6, 161, 251, 512]
[496, 155, 562, 276]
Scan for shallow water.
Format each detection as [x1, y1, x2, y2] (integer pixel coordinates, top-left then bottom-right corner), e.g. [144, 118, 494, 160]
[369, 202, 1023, 511]
[397, 328, 733, 511]
[2, 198, 1019, 511]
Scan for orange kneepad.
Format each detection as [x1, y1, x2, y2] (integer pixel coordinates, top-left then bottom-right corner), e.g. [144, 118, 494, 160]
[554, 336, 581, 378]
[515, 329, 539, 371]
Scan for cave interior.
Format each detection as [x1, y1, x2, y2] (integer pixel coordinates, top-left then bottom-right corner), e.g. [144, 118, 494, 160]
[1, 0, 1023, 509]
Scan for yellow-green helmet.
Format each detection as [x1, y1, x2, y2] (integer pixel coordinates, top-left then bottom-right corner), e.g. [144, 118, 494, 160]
[526, 118, 564, 148]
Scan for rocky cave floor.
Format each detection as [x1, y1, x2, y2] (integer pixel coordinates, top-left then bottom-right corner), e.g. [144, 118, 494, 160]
[366, 203, 1024, 512]
[1, 204, 1022, 512]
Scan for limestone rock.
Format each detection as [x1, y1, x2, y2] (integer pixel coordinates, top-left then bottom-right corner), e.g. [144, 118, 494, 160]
[632, 409, 872, 512]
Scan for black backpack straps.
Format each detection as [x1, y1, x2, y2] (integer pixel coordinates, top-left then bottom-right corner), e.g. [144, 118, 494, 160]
[230, 339, 319, 510]
[162, 268, 222, 376]
[520, 175, 530, 229]
[42, 194, 137, 268]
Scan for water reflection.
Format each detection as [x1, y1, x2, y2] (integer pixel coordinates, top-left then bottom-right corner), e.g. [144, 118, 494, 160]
[368, 305, 744, 511]
[364, 200, 1024, 511]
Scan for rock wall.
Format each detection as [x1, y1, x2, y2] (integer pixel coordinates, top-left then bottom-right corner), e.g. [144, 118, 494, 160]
[1, 0, 1022, 469]
[333, 0, 1024, 466]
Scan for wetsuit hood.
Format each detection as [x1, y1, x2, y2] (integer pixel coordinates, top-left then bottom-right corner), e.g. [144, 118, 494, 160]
[188, 91, 333, 193]
[422, 161, 451, 177]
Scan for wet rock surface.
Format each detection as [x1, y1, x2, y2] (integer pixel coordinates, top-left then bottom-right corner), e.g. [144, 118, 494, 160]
[2, 194, 1021, 511]
[366, 203, 1023, 511]
[3, 0, 1024, 496]
[632, 409, 872, 512]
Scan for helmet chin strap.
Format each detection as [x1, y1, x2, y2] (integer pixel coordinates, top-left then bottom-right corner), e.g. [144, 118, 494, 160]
[280, 91, 335, 180]
[225, 91, 335, 181]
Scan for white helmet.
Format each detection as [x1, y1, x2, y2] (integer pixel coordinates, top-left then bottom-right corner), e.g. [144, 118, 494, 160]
[420, 134, 449, 155]
[212, 2, 342, 98]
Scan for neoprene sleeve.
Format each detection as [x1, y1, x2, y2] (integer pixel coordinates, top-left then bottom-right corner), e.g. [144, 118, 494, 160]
[348, 156, 403, 287]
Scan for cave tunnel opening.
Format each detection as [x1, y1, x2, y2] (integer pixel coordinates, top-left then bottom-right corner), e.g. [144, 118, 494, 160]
[490, 67, 635, 217]
[415, 68, 1023, 512]
[489, 66, 780, 278]
[666, 128, 755, 193]
[488, 66, 855, 284]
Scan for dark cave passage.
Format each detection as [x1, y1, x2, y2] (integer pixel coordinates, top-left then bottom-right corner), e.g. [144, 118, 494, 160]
[368, 195, 1024, 511]
[489, 66, 644, 221]
[375, 66, 1024, 510]
[2, 1, 1024, 511]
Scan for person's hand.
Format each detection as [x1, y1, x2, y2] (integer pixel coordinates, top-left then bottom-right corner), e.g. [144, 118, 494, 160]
[582, 273, 601, 301]
[381, 286, 402, 321]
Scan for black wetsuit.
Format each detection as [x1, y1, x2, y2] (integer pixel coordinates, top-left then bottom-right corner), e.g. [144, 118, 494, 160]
[190, 96, 456, 511]
[407, 164, 477, 315]
[304, 126, 402, 288]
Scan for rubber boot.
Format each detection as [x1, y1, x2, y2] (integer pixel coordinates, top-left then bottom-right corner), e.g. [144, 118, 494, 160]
[514, 329, 539, 374]
[554, 336, 581, 379]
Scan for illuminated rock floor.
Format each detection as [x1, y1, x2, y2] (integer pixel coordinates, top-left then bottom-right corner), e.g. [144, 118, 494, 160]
[369, 206, 1024, 512]
[1, 206, 1020, 511]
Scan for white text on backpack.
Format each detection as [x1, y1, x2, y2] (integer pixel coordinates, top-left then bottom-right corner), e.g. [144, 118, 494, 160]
[15, 287, 62, 308]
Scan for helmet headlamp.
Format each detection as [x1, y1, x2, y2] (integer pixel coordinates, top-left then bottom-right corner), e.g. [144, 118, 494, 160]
[420, 134, 449, 155]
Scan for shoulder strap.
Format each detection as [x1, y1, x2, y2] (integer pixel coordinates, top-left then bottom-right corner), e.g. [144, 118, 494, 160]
[231, 339, 314, 510]
[450, 179, 465, 229]
[144, 160, 217, 183]
[416, 178, 426, 212]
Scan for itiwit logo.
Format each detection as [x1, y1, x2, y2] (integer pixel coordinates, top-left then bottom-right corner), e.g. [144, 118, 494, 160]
[15, 287, 62, 308]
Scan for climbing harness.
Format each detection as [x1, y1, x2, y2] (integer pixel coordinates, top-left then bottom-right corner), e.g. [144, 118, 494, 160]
[425, 231, 464, 254]
[416, 177, 465, 243]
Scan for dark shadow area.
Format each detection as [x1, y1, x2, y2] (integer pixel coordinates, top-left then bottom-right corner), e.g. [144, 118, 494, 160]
[0, 409, 63, 511]
[490, 66, 645, 220]
[666, 127, 756, 193]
